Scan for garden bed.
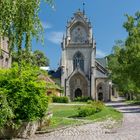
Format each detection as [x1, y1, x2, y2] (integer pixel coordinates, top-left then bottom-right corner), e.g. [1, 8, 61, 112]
[37, 103, 123, 132]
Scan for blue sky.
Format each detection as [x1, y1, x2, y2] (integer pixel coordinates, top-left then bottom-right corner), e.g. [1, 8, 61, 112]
[32, 0, 140, 69]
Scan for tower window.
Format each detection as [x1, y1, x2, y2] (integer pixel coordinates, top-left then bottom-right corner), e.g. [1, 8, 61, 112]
[73, 52, 84, 71]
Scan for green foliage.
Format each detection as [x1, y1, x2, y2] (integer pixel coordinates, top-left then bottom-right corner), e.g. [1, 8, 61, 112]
[77, 101, 105, 117]
[90, 101, 105, 112]
[0, 90, 14, 128]
[78, 105, 96, 117]
[33, 50, 50, 67]
[87, 100, 93, 104]
[86, 106, 123, 122]
[51, 96, 69, 103]
[0, 64, 49, 128]
[74, 96, 91, 102]
[41, 104, 122, 131]
[0, 0, 53, 67]
[12, 50, 50, 67]
[108, 12, 140, 98]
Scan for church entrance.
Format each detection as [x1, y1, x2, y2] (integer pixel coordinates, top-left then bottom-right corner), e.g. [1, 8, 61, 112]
[69, 72, 88, 100]
[75, 88, 82, 98]
[98, 92, 103, 101]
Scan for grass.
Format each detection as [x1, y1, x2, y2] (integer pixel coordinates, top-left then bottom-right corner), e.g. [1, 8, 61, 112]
[40, 105, 83, 131]
[39, 104, 123, 132]
[126, 100, 140, 105]
[85, 106, 123, 122]
[69, 102, 87, 104]
[49, 105, 79, 117]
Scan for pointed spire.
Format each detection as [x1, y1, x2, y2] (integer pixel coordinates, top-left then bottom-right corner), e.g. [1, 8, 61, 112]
[83, 2, 85, 15]
[63, 34, 65, 40]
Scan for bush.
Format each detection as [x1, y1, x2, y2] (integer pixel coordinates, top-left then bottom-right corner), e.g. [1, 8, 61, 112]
[77, 101, 105, 117]
[91, 101, 105, 112]
[0, 63, 49, 128]
[51, 96, 69, 103]
[74, 96, 91, 102]
[0, 90, 14, 128]
[78, 105, 96, 117]
[87, 100, 93, 104]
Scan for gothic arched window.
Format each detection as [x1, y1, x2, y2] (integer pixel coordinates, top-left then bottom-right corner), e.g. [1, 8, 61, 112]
[73, 52, 84, 71]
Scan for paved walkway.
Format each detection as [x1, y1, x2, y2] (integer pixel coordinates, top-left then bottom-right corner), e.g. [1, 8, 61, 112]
[33, 98, 140, 140]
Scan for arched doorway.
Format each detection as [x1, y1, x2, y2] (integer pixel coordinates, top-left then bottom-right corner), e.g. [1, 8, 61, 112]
[69, 72, 88, 100]
[97, 82, 105, 101]
[75, 88, 82, 98]
[98, 92, 103, 101]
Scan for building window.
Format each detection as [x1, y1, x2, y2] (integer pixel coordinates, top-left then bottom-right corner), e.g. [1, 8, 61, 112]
[73, 52, 84, 71]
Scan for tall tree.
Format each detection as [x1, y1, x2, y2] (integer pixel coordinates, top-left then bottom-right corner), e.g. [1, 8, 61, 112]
[0, 0, 53, 71]
[12, 50, 50, 67]
[33, 50, 49, 67]
[123, 12, 140, 87]
[108, 12, 140, 99]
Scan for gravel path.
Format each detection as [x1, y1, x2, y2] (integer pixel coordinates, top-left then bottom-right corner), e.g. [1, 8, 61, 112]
[33, 99, 140, 140]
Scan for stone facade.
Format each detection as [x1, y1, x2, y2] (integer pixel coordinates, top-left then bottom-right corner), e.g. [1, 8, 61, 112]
[0, 37, 11, 68]
[61, 10, 111, 101]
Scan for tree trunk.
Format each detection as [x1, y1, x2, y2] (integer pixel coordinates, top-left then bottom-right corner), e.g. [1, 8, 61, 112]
[17, 32, 22, 74]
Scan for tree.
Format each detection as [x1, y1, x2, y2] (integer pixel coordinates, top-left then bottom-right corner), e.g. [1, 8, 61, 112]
[0, 0, 53, 71]
[33, 50, 49, 67]
[0, 63, 49, 129]
[108, 12, 140, 99]
[123, 12, 140, 87]
[12, 50, 49, 67]
[108, 41, 136, 99]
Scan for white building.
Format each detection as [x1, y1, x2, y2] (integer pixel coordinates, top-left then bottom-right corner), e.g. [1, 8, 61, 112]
[61, 10, 111, 101]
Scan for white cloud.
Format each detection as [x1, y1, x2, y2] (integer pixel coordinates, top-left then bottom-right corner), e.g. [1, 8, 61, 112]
[42, 21, 52, 29]
[46, 31, 64, 44]
[96, 49, 107, 57]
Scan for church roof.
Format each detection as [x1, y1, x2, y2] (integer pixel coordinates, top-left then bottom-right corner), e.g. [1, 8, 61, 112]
[96, 57, 108, 68]
[48, 67, 61, 79]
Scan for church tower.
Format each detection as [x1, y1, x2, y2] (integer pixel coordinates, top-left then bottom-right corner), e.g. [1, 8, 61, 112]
[61, 9, 96, 100]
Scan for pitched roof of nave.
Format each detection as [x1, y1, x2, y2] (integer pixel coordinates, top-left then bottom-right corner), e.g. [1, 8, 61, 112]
[96, 57, 108, 68]
[96, 57, 108, 75]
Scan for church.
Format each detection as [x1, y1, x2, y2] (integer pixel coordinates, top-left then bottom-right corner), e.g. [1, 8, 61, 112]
[61, 10, 112, 102]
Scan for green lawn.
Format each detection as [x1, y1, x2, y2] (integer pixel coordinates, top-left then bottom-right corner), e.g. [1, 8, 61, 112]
[126, 100, 140, 105]
[40, 104, 123, 132]
[85, 106, 123, 122]
[69, 102, 87, 104]
[49, 105, 79, 117]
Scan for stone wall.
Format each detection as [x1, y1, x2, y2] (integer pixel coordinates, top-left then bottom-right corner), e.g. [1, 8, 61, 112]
[0, 37, 11, 68]
[0, 119, 47, 139]
[95, 78, 110, 101]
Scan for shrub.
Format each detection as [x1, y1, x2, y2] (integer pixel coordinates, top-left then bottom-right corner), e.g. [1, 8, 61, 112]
[77, 101, 105, 117]
[78, 105, 96, 117]
[74, 96, 91, 102]
[0, 90, 14, 128]
[51, 96, 69, 103]
[91, 101, 105, 112]
[87, 100, 93, 104]
[0, 63, 49, 128]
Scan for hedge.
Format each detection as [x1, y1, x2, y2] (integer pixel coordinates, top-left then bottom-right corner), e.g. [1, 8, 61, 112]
[51, 96, 69, 103]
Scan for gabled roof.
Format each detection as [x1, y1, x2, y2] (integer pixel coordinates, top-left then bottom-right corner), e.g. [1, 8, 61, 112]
[96, 57, 108, 68]
[67, 9, 91, 29]
[67, 66, 89, 83]
[95, 57, 108, 75]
